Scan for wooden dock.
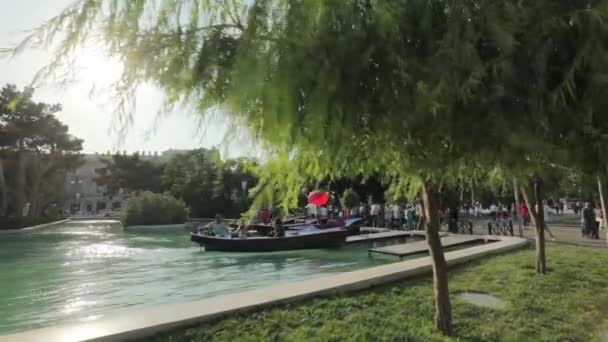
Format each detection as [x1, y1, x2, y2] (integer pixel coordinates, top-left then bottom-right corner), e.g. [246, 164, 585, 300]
[368, 235, 483, 259]
[346, 230, 414, 245]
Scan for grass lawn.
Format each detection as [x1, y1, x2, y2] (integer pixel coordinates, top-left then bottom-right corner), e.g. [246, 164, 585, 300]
[152, 243, 608, 342]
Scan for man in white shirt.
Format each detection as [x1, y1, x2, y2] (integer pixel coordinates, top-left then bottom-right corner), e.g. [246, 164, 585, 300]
[206, 215, 230, 238]
[370, 203, 381, 227]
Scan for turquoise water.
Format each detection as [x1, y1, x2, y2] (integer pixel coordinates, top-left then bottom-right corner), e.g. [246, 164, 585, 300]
[0, 221, 393, 334]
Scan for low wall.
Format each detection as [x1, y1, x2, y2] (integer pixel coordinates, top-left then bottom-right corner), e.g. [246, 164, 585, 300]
[2, 235, 527, 342]
[0, 219, 70, 235]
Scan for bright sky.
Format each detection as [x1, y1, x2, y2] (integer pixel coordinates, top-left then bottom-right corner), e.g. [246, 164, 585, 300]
[0, 0, 250, 157]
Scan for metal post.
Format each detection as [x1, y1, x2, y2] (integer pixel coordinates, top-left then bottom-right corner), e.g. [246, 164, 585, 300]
[597, 175, 608, 242]
[513, 177, 523, 237]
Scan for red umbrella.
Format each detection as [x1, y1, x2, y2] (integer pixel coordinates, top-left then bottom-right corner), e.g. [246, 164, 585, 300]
[308, 191, 329, 206]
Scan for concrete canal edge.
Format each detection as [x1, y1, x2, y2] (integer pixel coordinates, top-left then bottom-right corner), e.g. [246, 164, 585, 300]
[3, 235, 528, 342]
[0, 219, 71, 234]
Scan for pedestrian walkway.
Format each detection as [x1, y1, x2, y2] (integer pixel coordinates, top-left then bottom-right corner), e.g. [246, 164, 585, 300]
[465, 214, 607, 247]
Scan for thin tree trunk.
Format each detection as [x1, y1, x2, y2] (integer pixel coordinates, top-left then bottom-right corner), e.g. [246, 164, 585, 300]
[513, 177, 523, 237]
[597, 175, 607, 239]
[15, 148, 27, 219]
[421, 180, 452, 335]
[470, 182, 475, 204]
[520, 179, 546, 274]
[29, 156, 41, 219]
[0, 158, 7, 216]
[459, 179, 465, 203]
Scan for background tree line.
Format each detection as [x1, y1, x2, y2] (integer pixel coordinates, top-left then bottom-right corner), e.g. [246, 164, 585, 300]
[94, 148, 258, 218]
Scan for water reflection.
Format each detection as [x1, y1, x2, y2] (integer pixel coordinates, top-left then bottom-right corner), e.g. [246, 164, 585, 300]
[0, 221, 393, 334]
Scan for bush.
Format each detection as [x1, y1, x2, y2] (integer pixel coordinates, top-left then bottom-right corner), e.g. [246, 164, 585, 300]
[121, 192, 188, 226]
[341, 188, 361, 209]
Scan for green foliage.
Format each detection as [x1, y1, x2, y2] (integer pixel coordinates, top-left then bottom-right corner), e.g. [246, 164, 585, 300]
[153, 244, 608, 341]
[0, 84, 83, 222]
[340, 188, 360, 209]
[120, 191, 187, 226]
[6, 1, 608, 207]
[162, 148, 257, 217]
[94, 153, 165, 195]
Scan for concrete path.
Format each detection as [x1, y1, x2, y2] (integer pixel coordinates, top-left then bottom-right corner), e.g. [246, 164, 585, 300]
[467, 214, 607, 247]
[369, 235, 484, 259]
[345, 230, 413, 244]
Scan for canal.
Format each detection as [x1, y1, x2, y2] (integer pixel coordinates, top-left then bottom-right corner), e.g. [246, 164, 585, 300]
[0, 220, 393, 334]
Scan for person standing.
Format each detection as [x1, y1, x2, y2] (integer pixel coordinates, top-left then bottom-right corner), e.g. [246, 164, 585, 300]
[520, 203, 529, 228]
[582, 202, 596, 238]
[406, 205, 415, 230]
[393, 203, 403, 229]
[370, 203, 381, 227]
[489, 203, 498, 221]
[384, 203, 393, 228]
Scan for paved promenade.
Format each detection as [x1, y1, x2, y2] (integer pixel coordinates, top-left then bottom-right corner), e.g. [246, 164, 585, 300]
[468, 214, 607, 247]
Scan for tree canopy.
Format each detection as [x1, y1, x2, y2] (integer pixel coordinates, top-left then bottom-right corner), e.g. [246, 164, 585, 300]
[0, 84, 83, 226]
[94, 153, 165, 195]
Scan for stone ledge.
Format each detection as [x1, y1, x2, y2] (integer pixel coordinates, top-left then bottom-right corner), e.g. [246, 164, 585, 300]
[0, 219, 70, 234]
[2, 235, 527, 342]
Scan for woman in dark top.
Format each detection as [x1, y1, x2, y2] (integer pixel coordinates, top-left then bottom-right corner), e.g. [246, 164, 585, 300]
[272, 217, 285, 237]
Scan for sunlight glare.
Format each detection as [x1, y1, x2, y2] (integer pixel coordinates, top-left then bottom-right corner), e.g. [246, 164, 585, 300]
[72, 47, 123, 88]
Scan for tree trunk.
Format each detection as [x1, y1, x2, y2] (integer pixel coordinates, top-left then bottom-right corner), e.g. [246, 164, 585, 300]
[0, 158, 7, 216]
[597, 175, 607, 238]
[513, 177, 523, 237]
[520, 179, 546, 274]
[470, 182, 475, 205]
[29, 156, 41, 219]
[15, 148, 27, 219]
[421, 180, 452, 335]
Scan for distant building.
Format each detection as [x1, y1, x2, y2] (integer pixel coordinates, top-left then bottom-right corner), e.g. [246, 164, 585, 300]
[62, 150, 187, 215]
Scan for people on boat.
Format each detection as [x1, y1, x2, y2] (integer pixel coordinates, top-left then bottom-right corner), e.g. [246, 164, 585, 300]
[206, 214, 231, 238]
[272, 217, 285, 237]
[235, 220, 248, 238]
[258, 208, 270, 224]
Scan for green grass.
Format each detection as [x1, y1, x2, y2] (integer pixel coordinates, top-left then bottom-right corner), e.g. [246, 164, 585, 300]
[152, 244, 608, 342]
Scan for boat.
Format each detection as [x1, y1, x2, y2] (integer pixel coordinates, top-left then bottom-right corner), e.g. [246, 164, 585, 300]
[240, 217, 363, 237]
[190, 227, 349, 252]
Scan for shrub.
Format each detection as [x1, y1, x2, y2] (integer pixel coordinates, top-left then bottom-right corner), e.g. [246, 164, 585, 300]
[341, 188, 361, 209]
[121, 191, 188, 226]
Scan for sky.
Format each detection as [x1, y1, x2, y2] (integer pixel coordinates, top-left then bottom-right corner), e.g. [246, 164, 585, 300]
[0, 0, 250, 157]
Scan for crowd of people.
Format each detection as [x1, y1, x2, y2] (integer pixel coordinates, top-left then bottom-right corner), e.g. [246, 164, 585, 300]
[345, 202, 425, 230]
[195, 195, 604, 241]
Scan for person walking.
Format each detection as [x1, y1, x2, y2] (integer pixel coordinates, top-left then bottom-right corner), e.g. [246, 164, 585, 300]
[582, 202, 596, 238]
[520, 203, 529, 228]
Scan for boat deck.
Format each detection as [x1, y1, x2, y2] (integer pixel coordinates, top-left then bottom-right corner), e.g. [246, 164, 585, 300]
[368, 235, 484, 259]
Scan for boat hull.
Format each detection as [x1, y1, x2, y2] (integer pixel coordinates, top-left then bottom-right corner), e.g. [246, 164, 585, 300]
[190, 228, 348, 252]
